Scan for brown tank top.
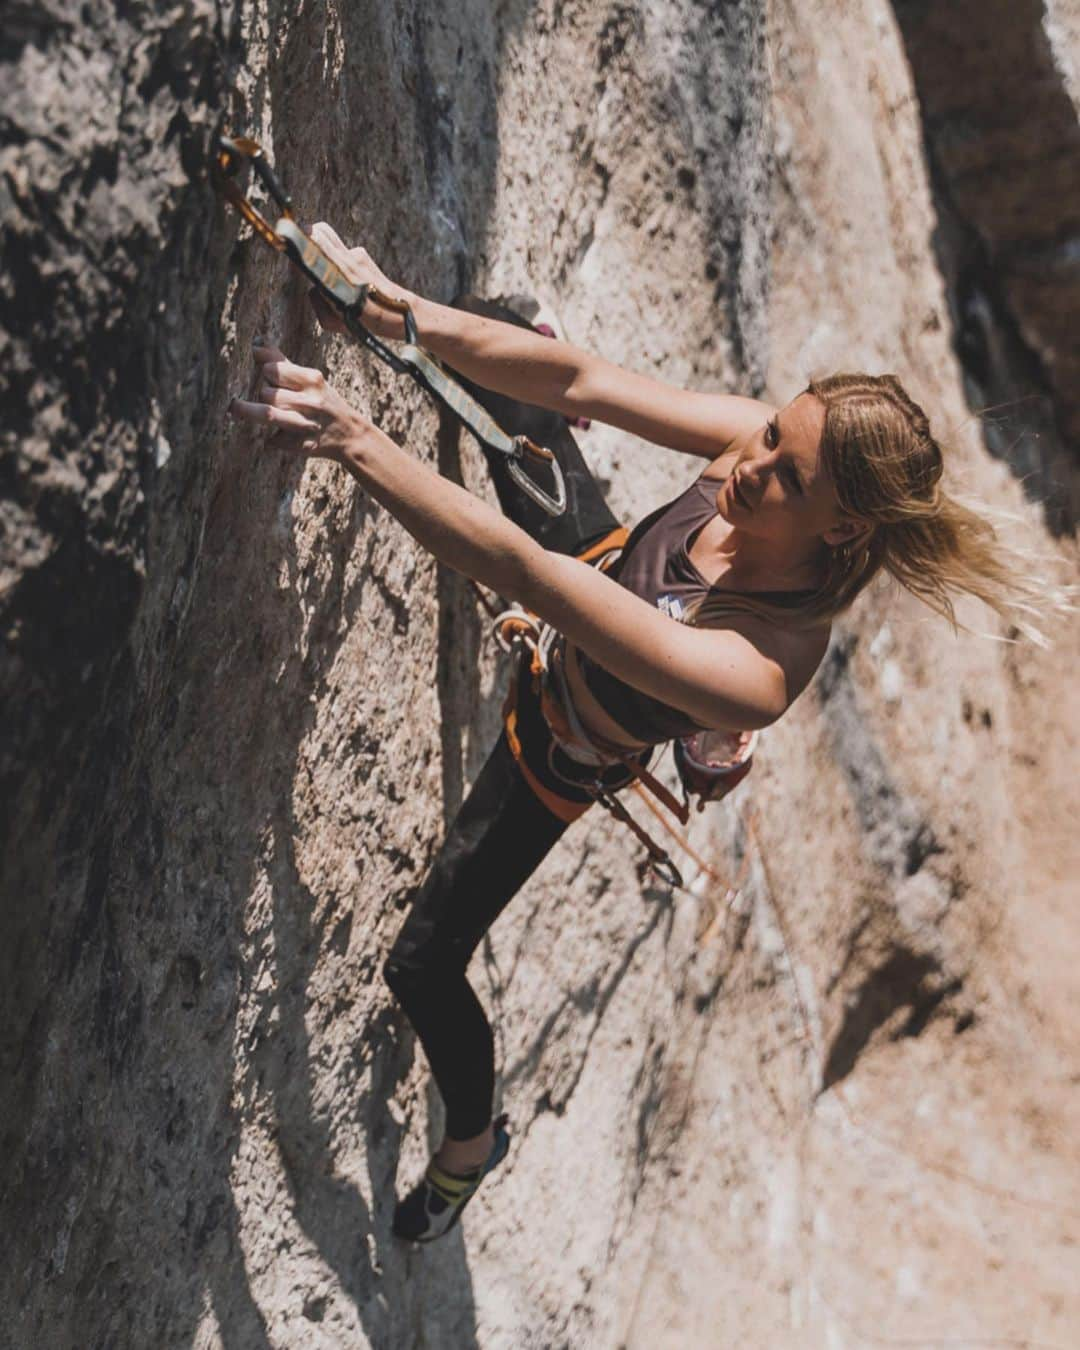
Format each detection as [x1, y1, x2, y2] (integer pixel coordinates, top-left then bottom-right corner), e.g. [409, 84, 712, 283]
[575, 475, 814, 744]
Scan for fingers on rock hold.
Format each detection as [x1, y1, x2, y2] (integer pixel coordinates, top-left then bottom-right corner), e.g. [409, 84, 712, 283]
[229, 397, 267, 422]
[232, 398, 307, 429]
[260, 361, 304, 393]
[313, 220, 344, 247]
[255, 342, 288, 364]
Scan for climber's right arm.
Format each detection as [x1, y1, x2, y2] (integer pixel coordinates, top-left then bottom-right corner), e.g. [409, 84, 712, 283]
[415, 300, 777, 461]
[306, 223, 776, 460]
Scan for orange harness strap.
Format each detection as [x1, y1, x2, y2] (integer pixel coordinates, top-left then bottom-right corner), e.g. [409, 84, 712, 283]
[498, 524, 688, 886]
[573, 525, 630, 564]
[502, 662, 592, 825]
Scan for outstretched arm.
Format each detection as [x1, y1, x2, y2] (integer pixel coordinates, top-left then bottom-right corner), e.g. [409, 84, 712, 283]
[307, 224, 777, 460]
[416, 301, 777, 460]
[230, 347, 789, 730]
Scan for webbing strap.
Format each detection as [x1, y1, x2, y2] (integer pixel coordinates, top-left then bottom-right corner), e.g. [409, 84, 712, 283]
[273, 219, 566, 516]
[574, 525, 630, 565]
[594, 791, 683, 889]
[212, 135, 567, 516]
[502, 671, 591, 825]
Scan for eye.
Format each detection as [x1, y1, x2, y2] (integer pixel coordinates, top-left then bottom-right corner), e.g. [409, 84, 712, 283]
[765, 418, 779, 448]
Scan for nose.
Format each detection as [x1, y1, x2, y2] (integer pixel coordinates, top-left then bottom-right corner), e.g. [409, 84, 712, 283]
[737, 447, 780, 492]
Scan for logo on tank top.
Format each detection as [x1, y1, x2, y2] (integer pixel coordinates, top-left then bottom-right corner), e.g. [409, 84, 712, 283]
[657, 593, 686, 622]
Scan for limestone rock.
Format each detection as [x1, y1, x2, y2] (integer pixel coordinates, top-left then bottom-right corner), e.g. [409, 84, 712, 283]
[1, 2, 1077, 1347]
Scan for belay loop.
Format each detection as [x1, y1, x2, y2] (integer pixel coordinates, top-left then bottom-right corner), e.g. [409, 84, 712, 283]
[212, 133, 567, 516]
[492, 604, 689, 888]
[491, 590, 758, 888]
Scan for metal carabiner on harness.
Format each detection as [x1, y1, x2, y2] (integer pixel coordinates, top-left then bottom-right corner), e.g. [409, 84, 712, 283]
[490, 604, 685, 890]
[213, 135, 566, 516]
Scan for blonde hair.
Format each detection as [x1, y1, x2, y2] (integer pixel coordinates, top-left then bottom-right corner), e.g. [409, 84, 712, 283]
[685, 372, 1070, 643]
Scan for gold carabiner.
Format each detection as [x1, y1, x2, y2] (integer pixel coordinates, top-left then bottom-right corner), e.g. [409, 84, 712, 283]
[213, 135, 295, 252]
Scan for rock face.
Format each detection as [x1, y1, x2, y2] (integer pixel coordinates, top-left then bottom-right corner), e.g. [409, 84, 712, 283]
[893, 0, 1080, 531]
[1, 2, 1077, 1347]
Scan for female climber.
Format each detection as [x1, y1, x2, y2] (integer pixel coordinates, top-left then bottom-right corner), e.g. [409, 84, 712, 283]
[229, 222, 1052, 1244]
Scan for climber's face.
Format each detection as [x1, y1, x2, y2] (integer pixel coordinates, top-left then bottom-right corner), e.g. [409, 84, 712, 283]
[715, 393, 859, 551]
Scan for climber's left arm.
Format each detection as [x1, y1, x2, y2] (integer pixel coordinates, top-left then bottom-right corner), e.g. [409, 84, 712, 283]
[229, 345, 559, 600]
[229, 347, 791, 731]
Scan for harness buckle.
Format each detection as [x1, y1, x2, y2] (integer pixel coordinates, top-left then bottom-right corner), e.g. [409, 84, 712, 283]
[492, 609, 541, 656]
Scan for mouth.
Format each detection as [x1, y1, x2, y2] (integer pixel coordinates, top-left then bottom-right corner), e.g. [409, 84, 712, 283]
[729, 474, 751, 512]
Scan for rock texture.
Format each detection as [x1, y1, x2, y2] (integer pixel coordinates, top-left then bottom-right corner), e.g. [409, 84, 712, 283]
[894, 0, 1080, 532]
[1, 2, 1078, 1347]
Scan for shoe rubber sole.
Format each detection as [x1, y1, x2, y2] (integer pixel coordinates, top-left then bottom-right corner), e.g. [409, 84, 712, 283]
[393, 1115, 510, 1244]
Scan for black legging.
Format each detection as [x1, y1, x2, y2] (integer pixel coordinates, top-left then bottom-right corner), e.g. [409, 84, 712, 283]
[382, 297, 625, 1140]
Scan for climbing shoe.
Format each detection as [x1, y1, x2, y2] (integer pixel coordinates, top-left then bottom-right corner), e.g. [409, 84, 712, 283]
[392, 1115, 511, 1244]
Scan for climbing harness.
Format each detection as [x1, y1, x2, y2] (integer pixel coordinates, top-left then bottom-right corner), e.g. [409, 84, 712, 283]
[212, 133, 567, 516]
[498, 612, 682, 889]
[491, 532, 758, 890]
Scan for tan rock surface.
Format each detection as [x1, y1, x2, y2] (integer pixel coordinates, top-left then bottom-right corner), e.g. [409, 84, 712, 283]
[1, 2, 1077, 1347]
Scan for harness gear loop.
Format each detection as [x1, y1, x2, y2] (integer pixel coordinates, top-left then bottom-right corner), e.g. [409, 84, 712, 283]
[492, 609, 542, 657]
[489, 527, 756, 887]
[492, 602, 685, 886]
[213, 133, 567, 516]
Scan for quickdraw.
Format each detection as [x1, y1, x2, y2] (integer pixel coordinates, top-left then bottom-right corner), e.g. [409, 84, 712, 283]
[212, 133, 567, 516]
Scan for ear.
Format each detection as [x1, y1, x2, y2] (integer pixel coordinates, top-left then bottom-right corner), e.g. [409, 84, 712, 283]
[823, 517, 871, 548]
